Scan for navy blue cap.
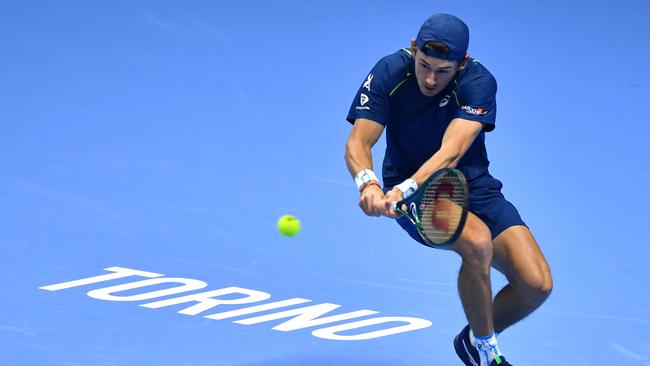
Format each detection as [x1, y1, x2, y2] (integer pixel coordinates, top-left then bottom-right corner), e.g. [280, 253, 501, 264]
[416, 14, 469, 60]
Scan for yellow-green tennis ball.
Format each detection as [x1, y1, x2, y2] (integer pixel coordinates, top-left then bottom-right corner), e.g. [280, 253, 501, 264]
[277, 215, 301, 237]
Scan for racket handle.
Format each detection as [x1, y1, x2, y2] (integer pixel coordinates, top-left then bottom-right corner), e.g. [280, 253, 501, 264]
[390, 201, 397, 211]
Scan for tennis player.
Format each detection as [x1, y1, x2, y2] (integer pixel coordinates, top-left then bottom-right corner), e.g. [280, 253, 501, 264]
[344, 13, 552, 366]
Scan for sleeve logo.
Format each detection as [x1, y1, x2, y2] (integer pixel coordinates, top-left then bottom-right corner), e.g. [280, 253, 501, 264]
[461, 105, 487, 116]
[356, 94, 370, 110]
[360, 93, 369, 106]
[363, 74, 374, 91]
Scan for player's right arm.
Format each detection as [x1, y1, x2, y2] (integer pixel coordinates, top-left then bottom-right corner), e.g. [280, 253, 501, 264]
[345, 55, 400, 217]
[345, 118, 386, 217]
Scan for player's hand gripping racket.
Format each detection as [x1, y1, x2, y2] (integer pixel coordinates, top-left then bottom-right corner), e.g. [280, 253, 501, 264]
[392, 168, 470, 247]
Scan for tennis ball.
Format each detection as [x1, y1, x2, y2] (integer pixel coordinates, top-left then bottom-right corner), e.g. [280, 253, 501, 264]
[277, 214, 301, 237]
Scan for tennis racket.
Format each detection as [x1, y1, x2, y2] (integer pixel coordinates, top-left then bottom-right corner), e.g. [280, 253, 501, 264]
[392, 168, 469, 247]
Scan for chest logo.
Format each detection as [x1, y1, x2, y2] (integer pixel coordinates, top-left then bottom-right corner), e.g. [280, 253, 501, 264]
[461, 105, 487, 116]
[439, 95, 450, 108]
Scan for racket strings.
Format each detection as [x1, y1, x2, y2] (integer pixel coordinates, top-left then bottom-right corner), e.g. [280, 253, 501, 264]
[419, 173, 466, 243]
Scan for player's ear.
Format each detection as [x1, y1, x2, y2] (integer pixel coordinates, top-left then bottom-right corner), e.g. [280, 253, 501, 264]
[457, 55, 469, 70]
[410, 38, 418, 56]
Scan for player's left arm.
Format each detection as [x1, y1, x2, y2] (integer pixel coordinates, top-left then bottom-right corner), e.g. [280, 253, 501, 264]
[412, 117, 483, 185]
[406, 118, 482, 184]
[382, 118, 483, 217]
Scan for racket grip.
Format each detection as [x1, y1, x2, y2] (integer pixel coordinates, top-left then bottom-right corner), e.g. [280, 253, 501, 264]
[390, 201, 397, 211]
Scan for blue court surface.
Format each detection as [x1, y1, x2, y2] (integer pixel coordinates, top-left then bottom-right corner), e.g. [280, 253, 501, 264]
[2, 1, 650, 365]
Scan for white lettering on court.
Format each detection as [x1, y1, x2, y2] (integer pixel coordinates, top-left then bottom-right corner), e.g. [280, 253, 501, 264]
[312, 316, 433, 341]
[141, 287, 272, 315]
[39, 266, 433, 341]
[234, 303, 378, 331]
[87, 277, 208, 302]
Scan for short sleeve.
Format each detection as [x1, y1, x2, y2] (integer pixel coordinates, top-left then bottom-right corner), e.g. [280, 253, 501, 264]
[346, 59, 391, 126]
[452, 69, 497, 132]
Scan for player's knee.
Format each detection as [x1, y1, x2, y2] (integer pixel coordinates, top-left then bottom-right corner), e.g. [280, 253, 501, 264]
[453, 225, 493, 266]
[521, 266, 553, 303]
[537, 268, 553, 300]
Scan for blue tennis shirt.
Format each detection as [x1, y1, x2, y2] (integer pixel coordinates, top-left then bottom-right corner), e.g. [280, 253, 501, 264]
[347, 48, 498, 188]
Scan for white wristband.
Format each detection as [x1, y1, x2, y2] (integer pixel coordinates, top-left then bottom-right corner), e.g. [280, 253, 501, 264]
[395, 178, 418, 199]
[354, 169, 379, 189]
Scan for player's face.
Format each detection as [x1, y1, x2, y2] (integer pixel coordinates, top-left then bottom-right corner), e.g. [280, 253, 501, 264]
[413, 50, 460, 97]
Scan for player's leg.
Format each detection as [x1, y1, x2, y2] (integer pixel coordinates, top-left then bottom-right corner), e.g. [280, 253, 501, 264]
[490, 225, 553, 332]
[450, 211, 495, 337]
[395, 199, 496, 335]
[452, 213, 515, 365]
[393, 194, 510, 364]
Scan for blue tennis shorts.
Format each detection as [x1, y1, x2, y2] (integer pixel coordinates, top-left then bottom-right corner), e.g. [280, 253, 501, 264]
[394, 173, 527, 246]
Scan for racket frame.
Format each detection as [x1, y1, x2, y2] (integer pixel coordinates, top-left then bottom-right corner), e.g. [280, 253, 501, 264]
[394, 168, 469, 248]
